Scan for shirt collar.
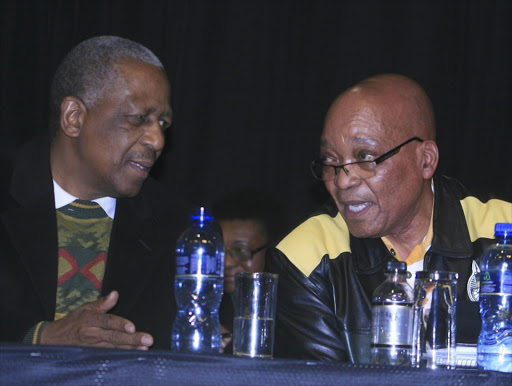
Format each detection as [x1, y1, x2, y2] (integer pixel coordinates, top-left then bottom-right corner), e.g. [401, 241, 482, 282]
[53, 180, 116, 219]
[380, 179, 435, 264]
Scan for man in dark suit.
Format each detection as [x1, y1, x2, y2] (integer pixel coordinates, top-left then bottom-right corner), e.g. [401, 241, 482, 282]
[0, 36, 188, 350]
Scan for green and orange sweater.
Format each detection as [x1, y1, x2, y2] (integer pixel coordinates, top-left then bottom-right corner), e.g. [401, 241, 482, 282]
[23, 200, 113, 343]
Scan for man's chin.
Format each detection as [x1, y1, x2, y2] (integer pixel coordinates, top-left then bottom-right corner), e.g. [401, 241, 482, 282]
[345, 222, 381, 239]
[112, 181, 145, 198]
[224, 283, 235, 294]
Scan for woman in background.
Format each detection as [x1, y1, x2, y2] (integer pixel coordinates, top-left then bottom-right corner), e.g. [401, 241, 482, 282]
[213, 190, 283, 354]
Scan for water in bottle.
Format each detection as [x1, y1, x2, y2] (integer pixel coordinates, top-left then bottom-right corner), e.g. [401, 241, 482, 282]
[171, 207, 225, 354]
[477, 222, 512, 373]
[371, 260, 414, 365]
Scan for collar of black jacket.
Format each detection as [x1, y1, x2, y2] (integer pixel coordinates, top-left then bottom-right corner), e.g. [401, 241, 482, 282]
[429, 175, 474, 258]
[349, 175, 474, 275]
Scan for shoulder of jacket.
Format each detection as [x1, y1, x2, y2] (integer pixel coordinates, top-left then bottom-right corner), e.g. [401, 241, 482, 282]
[436, 175, 512, 242]
[460, 195, 512, 242]
[276, 212, 350, 277]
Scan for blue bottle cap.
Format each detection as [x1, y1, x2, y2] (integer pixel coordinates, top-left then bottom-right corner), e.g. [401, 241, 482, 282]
[495, 223, 512, 237]
[386, 260, 407, 273]
[191, 206, 213, 222]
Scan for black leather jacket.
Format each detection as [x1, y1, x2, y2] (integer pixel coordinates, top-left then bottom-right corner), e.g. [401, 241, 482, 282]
[266, 175, 512, 363]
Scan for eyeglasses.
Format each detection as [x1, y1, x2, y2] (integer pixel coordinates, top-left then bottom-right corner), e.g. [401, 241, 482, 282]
[225, 244, 267, 261]
[310, 136, 424, 181]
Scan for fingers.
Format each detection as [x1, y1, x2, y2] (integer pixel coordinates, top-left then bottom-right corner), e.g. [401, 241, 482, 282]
[82, 311, 153, 349]
[82, 325, 153, 349]
[92, 291, 119, 313]
[81, 291, 138, 337]
[92, 310, 134, 333]
[81, 290, 119, 314]
[40, 292, 154, 350]
[81, 341, 150, 351]
[116, 336, 154, 351]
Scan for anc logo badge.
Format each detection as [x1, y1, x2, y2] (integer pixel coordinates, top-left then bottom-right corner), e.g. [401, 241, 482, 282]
[467, 260, 480, 302]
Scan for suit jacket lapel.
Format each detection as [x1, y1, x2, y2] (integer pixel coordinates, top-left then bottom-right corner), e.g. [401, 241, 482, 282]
[102, 194, 162, 316]
[3, 135, 58, 319]
[3, 204, 58, 320]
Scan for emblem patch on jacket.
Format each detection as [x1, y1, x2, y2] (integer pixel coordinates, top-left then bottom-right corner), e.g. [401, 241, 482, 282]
[467, 260, 480, 302]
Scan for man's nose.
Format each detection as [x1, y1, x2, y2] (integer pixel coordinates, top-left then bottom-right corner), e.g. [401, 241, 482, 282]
[225, 252, 239, 268]
[333, 164, 361, 189]
[142, 121, 165, 154]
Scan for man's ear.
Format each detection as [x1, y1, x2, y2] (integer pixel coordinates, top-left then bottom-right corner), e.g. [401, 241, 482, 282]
[420, 140, 439, 180]
[59, 96, 87, 138]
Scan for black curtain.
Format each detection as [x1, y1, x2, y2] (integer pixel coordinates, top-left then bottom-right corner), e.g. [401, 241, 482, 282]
[1, 0, 511, 232]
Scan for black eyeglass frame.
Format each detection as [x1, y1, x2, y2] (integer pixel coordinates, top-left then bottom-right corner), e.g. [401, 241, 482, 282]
[311, 136, 424, 181]
[225, 244, 268, 261]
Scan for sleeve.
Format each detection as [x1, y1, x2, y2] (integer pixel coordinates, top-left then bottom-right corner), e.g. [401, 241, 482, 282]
[265, 247, 348, 362]
[22, 321, 48, 345]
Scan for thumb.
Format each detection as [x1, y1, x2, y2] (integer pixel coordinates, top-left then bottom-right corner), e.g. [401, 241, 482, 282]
[95, 290, 119, 313]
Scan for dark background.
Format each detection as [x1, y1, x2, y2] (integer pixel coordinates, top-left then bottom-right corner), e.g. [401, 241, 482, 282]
[1, 0, 511, 233]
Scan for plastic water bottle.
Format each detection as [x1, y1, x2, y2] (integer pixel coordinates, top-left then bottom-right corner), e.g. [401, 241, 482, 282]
[171, 207, 225, 354]
[371, 260, 414, 365]
[477, 222, 512, 372]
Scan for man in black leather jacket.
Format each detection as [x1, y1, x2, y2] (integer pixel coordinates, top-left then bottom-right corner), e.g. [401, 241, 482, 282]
[266, 74, 512, 363]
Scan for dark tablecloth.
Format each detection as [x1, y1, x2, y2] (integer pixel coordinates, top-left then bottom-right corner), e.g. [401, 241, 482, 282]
[1, 344, 511, 385]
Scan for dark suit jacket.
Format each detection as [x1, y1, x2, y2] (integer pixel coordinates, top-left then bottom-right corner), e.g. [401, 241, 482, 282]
[0, 134, 190, 349]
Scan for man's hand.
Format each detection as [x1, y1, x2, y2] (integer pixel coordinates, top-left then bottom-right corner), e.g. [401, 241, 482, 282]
[40, 291, 153, 350]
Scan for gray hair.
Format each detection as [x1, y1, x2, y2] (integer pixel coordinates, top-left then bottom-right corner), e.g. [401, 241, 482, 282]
[49, 36, 164, 136]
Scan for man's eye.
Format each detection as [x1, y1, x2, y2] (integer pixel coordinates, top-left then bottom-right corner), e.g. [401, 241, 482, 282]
[159, 119, 171, 130]
[125, 115, 147, 125]
[358, 152, 375, 161]
[320, 155, 338, 165]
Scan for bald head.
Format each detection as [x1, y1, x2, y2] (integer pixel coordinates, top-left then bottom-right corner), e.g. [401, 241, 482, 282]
[320, 73, 439, 242]
[327, 74, 436, 141]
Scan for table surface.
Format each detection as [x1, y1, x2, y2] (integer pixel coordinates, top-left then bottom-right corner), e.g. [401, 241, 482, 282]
[1, 343, 511, 385]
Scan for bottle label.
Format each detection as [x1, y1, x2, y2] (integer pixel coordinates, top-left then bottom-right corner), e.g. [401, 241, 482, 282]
[372, 304, 413, 346]
[467, 260, 480, 302]
[480, 269, 512, 295]
[176, 251, 223, 276]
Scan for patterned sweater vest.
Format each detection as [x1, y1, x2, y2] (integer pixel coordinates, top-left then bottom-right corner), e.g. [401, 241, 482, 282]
[55, 200, 113, 320]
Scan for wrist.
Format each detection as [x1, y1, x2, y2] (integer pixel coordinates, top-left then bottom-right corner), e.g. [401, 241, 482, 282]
[22, 321, 49, 345]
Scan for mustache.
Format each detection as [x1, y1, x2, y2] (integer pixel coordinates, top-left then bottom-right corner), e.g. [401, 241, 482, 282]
[129, 148, 158, 163]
